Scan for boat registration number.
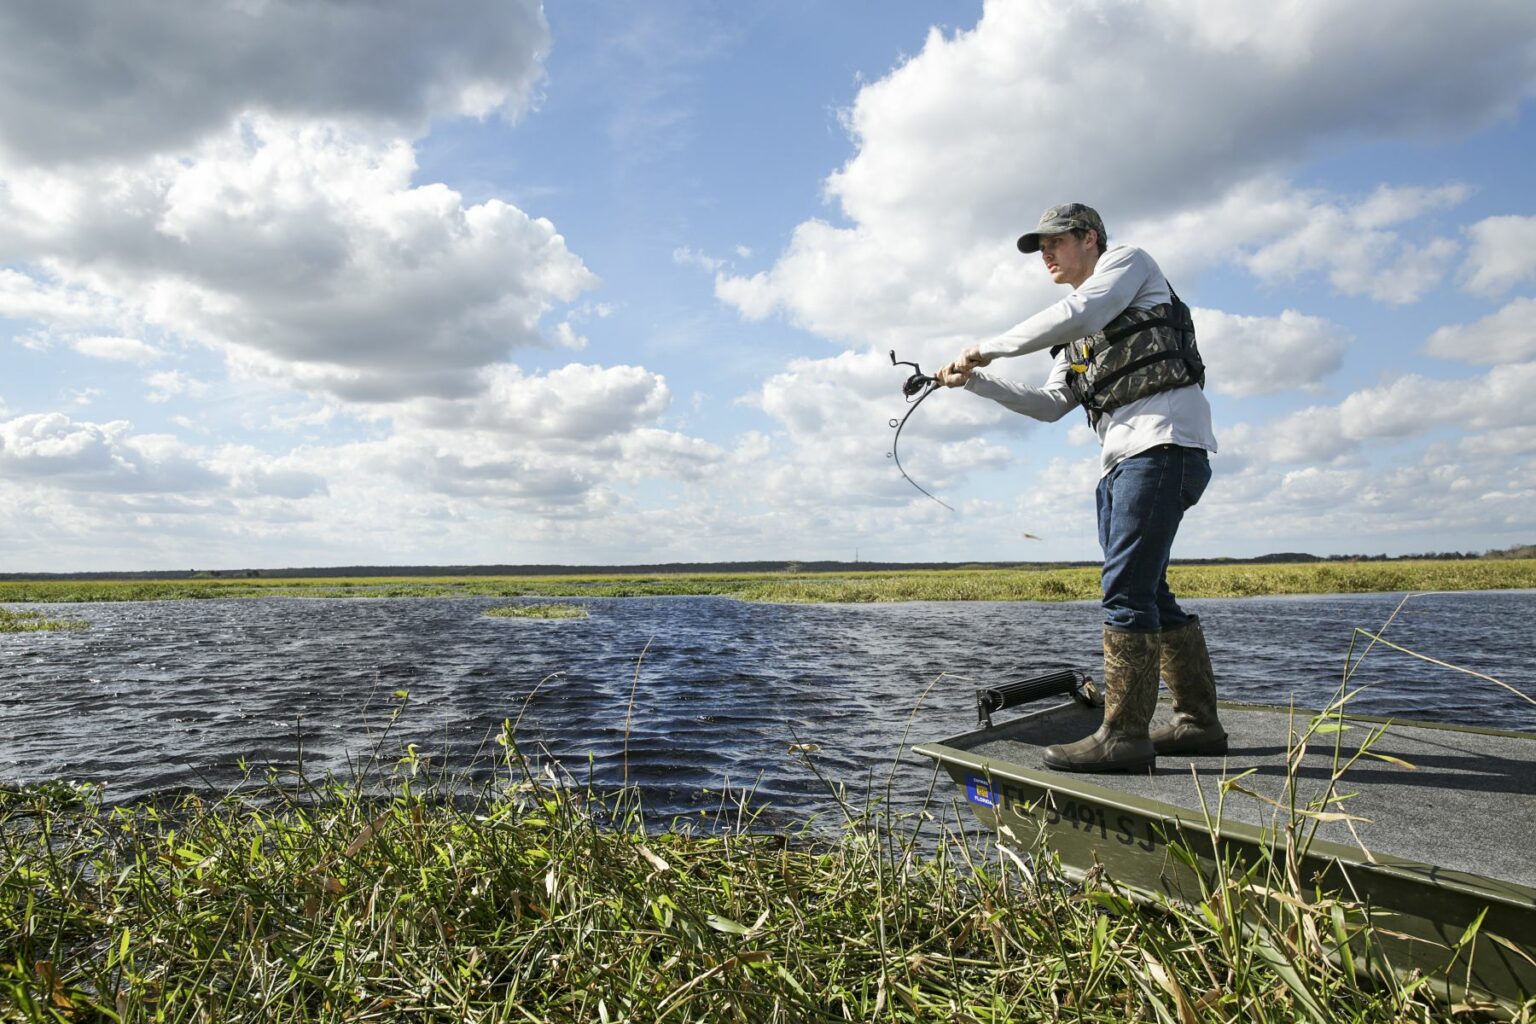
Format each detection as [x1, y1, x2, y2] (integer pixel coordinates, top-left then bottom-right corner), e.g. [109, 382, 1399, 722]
[1043, 796, 1161, 852]
[964, 776, 1164, 852]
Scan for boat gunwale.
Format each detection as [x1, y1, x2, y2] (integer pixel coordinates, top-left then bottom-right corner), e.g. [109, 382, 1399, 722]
[914, 699, 1536, 909]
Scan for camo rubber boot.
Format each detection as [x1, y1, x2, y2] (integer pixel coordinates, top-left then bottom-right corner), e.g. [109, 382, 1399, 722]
[1042, 627, 1158, 773]
[1150, 616, 1227, 756]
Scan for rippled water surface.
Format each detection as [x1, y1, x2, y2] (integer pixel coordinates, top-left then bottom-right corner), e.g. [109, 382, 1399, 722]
[2, 591, 1532, 822]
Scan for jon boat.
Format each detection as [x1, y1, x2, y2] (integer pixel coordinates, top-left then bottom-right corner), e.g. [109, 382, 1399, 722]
[914, 670, 1536, 1010]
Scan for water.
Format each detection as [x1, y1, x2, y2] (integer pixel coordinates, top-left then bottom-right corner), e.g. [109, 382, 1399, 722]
[1, 591, 1532, 823]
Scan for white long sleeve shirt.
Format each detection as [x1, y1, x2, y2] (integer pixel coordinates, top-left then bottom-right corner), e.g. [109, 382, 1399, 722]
[964, 244, 1217, 476]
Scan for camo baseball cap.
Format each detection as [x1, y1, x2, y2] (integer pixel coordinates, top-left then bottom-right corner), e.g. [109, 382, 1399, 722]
[1016, 203, 1106, 253]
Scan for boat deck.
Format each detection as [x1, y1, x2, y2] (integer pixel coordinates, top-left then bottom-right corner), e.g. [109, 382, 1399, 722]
[943, 701, 1536, 891]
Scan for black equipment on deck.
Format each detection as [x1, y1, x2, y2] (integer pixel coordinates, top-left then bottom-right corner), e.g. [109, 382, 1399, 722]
[976, 668, 1100, 728]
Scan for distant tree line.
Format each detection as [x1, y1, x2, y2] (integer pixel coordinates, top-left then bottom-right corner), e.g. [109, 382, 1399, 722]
[1484, 543, 1536, 560]
[1247, 551, 1483, 563]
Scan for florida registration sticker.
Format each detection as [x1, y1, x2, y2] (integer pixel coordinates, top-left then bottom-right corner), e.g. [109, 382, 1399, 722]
[965, 775, 1001, 807]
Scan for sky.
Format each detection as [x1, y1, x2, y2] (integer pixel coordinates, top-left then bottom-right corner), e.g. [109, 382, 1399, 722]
[1, 0, 1534, 573]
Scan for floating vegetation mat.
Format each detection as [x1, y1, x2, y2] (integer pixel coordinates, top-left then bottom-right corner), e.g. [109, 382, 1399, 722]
[0, 607, 86, 633]
[484, 603, 590, 620]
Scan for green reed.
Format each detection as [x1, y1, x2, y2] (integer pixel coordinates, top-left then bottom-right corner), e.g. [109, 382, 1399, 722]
[2, 558, 1533, 608]
[735, 559, 1536, 603]
[4, 717, 1524, 1022]
[0, 608, 85, 633]
[484, 603, 590, 620]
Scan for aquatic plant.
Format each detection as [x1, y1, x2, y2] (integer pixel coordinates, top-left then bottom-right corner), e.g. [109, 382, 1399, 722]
[485, 603, 590, 620]
[4, 730, 1526, 1020]
[0, 607, 86, 633]
[1, 558, 1532, 606]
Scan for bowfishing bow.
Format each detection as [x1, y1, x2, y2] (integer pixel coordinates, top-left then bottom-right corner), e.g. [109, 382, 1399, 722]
[888, 350, 955, 512]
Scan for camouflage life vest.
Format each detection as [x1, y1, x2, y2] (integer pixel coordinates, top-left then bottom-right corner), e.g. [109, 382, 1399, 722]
[1053, 290, 1205, 428]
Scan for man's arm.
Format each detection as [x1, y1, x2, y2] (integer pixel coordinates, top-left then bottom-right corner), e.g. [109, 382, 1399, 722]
[962, 355, 1078, 422]
[956, 246, 1153, 372]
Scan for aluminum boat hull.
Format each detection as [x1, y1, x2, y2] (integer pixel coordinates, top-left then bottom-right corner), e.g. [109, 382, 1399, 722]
[915, 700, 1536, 1009]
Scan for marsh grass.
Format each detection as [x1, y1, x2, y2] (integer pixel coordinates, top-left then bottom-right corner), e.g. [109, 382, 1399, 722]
[4, 725, 1526, 1020]
[1, 558, 1532, 607]
[737, 559, 1536, 603]
[485, 603, 590, 620]
[0, 608, 86, 633]
[0, 575, 750, 604]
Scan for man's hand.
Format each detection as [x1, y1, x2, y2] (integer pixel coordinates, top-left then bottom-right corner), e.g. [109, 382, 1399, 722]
[934, 362, 971, 387]
[958, 344, 992, 370]
[935, 345, 991, 387]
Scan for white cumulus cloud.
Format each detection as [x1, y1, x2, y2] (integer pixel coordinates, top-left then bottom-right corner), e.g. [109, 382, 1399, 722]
[1241, 363, 1536, 467]
[0, 119, 599, 402]
[0, 413, 222, 493]
[398, 364, 671, 442]
[716, 0, 1533, 342]
[70, 335, 164, 364]
[1460, 215, 1536, 297]
[1423, 297, 1536, 365]
[1241, 186, 1466, 305]
[1193, 308, 1350, 396]
[145, 371, 210, 404]
[0, 269, 125, 333]
[0, 0, 550, 166]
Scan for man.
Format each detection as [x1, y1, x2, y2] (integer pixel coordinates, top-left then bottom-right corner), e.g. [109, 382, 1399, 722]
[936, 203, 1225, 773]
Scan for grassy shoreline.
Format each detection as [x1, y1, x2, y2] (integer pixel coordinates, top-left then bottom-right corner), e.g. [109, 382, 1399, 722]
[2, 737, 1504, 1023]
[0, 558, 1532, 606]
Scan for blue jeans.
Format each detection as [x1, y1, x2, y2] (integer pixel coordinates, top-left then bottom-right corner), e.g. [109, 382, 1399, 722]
[1096, 445, 1211, 633]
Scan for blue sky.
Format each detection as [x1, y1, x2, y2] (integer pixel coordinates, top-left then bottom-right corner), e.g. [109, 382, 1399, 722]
[1, 0, 1534, 572]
